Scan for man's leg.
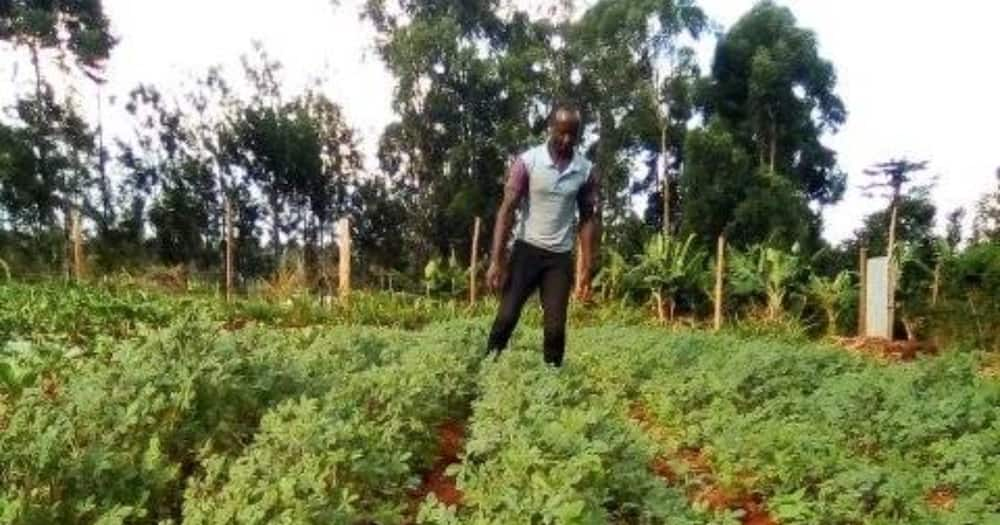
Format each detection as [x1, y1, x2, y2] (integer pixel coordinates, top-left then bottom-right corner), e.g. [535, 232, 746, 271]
[539, 252, 573, 367]
[486, 243, 541, 357]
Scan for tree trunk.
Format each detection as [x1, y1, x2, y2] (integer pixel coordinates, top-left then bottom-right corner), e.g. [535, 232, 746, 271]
[887, 198, 899, 339]
[71, 207, 84, 281]
[224, 198, 234, 303]
[769, 120, 777, 174]
[902, 317, 916, 341]
[96, 86, 112, 232]
[270, 194, 282, 262]
[661, 123, 671, 237]
[30, 42, 68, 278]
[932, 260, 941, 307]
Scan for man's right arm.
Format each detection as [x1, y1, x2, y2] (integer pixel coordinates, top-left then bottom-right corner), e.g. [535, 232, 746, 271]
[487, 158, 527, 289]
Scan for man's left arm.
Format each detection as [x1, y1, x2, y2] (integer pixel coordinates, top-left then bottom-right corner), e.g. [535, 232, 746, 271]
[577, 167, 601, 298]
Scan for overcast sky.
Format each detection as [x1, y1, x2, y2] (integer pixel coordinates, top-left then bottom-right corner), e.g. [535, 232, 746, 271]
[2, 0, 998, 244]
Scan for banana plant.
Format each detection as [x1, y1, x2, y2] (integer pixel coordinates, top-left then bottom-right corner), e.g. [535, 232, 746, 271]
[423, 250, 468, 298]
[729, 243, 803, 322]
[592, 246, 628, 302]
[806, 271, 853, 337]
[625, 234, 707, 323]
[894, 241, 936, 340]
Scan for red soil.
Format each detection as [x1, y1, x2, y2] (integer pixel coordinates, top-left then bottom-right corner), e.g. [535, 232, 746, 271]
[926, 487, 956, 511]
[409, 419, 466, 514]
[834, 336, 937, 362]
[632, 401, 779, 525]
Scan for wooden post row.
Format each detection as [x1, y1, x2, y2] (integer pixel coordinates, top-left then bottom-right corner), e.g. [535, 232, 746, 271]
[713, 235, 725, 332]
[338, 217, 351, 302]
[470, 217, 481, 305]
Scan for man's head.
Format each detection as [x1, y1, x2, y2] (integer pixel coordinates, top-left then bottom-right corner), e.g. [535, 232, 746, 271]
[547, 102, 581, 159]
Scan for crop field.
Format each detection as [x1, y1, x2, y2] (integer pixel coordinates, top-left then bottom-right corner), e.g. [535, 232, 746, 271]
[2, 284, 999, 525]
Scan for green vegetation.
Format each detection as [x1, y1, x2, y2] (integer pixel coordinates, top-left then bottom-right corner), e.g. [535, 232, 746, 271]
[3, 300, 1000, 524]
[2, 0, 999, 522]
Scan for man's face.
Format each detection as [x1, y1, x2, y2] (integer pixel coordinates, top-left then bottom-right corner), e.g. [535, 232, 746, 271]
[548, 110, 581, 158]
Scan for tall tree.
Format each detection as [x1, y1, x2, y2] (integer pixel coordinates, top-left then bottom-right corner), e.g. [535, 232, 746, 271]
[1, 85, 97, 231]
[1, 0, 116, 273]
[853, 189, 938, 339]
[118, 84, 218, 267]
[0, 0, 116, 77]
[365, 0, 542, 264]
[226, 45, 361, 274]
[945, 207, 965, 252]
[683, 1, 846, 249]
[861, 158, 930, 260]
[569, 0, 706, 235]
[971, 168, 1000, 244]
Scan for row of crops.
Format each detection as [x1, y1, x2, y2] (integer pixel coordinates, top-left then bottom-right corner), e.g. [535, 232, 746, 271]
[4, 322, 1000, 523]
[0, 281, 649, 348]
[2, 281, 999, 523]
[1, 319, 485, 524]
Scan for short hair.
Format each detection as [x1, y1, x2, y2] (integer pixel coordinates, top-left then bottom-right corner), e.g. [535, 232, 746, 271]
[548, 101, 581, 125]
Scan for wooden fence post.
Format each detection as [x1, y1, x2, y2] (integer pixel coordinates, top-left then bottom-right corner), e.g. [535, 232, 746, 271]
[714, 235, 725, 332]
[224, 198, 234, 303]
[858, 247, 868, 336]
[71, 207, 84, 282]
[470, 217, 481, 305]
[338, 217, 351, 303]
[931, 260, 941, 307]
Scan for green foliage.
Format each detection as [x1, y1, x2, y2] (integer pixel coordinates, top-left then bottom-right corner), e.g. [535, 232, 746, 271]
[728, 243, 803, 321]
[593, 245, 628, 302]
[678, 120, 750, 244]
[422, 341, 699, 524]
[423, 251, 471, 298]
[684, 0, 846, 249]
[626, 234, 708, 321]
[184, 325, 481, 524]
[621, 330, 1000, 524]
[928, 242, 1000, 352]
[971, 169, 1000, 244]
[0, 319, 483, 524]
[4, 280, 1000, 523]
[0, 0, 116, 72]
[806, 271, 853, 337]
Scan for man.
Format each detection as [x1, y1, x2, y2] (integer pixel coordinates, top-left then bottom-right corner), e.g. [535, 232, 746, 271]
[485, 103, 600, 367]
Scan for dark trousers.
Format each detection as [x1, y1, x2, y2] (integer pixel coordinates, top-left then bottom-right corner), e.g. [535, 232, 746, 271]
[487, 240, 573, 366]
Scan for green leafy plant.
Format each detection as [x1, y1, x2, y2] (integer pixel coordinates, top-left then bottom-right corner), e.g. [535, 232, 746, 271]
[626, 234, 708, 322]
[593, 246, 628, 302]
[423, 250, 468, 298]
[806, 271, 853, 337]
[729, 243, 803, 322]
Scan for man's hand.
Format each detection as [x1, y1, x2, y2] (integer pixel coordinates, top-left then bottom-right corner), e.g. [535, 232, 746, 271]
[487, 262, 506, 292]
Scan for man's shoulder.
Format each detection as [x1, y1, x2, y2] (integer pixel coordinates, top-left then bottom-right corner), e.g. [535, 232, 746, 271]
[518, 143, 546, 164]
